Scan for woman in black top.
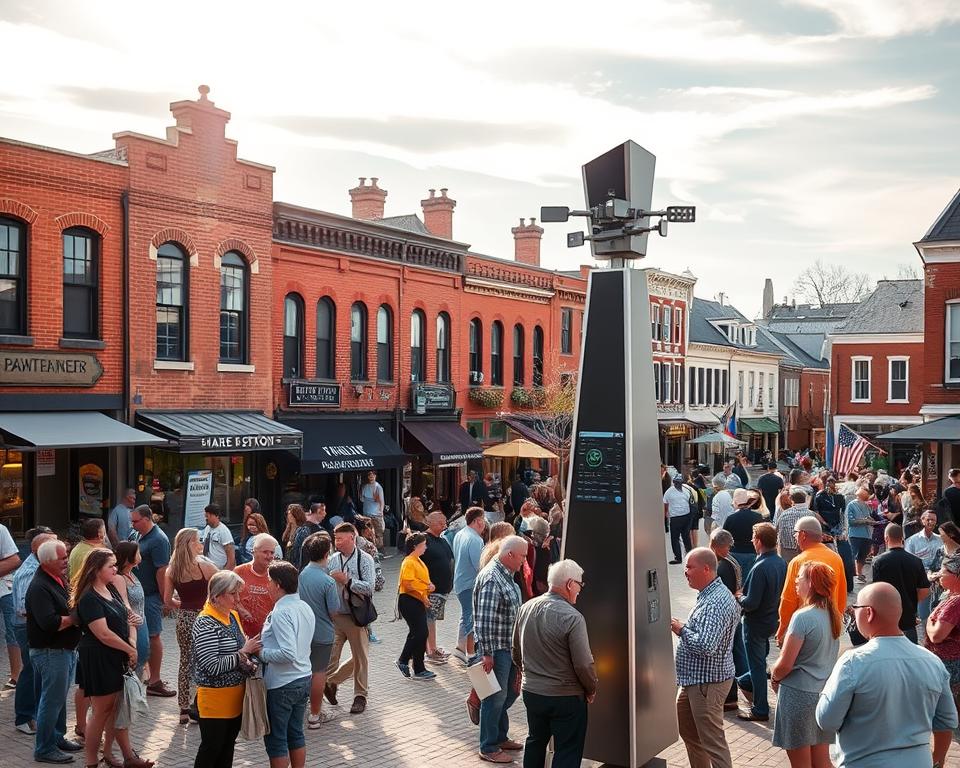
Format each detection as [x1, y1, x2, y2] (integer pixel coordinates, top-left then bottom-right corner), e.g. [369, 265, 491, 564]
[72, 548, 153, 768]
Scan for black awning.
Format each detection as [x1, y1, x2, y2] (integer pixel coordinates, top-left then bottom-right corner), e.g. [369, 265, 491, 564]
[135, 411, 302, 453]
[401, 420, 483, 465]
[282, 417, 408, 473]
[0, 411, 168, 451]
[877, 415, 960, 443]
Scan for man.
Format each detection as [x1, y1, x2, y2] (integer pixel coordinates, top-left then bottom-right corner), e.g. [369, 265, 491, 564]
[359, 470, 386, 552]
[723, 489, 763, 574]
[26, 540, 83, 764]
[483, 472, 505, 525]
[509, 473, 529, 520]
[452, 507, 486, 664]
[816, 582, 957, 767]
[199, 503, 235, 570]
[234, 534, 280, 637]
[0, 521, 22, 701]
[774, 488, 815, 563]
[459, 470, 484, 515]
[11, 528, 55, 735]
[671, 548, 740, 768]
[310, 502, 333, 536]
[906, 510, 944, 633]
[107, 488, 136, 547]
[846, 486, 875, 583]
[755, 462, 784, 519]
[331, 482, 357, 528]
[291, 505, 324, 571]
[871, 523, 929, 643]
[512, 559, 597, 768]
[943, 467, 960, 526]
[731, 454, 749, 489]
[421, 511, 454, 663]
[776, 517, 846, 646]
[663, 475, 694, 565]
[298, 533, 341, 729]
[67, 517, 106, 582]
[473, 535, 528, 764]
[324, 522, 376, 715]
[131, 504, 175, 698]
[710, 478, 734, 531]
[712, 460, 742, 490]
[788, 467, 813, 498]
[812, 476, 853, 591]
[735, 522, 786, 722]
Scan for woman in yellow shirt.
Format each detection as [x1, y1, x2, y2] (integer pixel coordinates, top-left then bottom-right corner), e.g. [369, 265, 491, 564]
[396, 532, 436, 681]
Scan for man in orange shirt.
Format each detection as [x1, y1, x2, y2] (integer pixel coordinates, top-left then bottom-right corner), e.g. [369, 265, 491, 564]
[234, 533, 279, 637]
[776, 517, 847, 646]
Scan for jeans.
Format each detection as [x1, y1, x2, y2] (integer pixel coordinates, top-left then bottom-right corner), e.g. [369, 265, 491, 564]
[457, 587, 474, 641]
[0, 593, 15, 645]
[135, 622, 149, 677]
[836, 540, 855, 593]
[918, 593, 933, 631]
[195, 715, 242, 768]
[735, 622, 772, 717]
[669, 513, 692, 561]
[522, 690, 588, 768]
[397, 594, 428, 674]
[731, 551, 756, 575]
[264, 676, 310, 759]
[726, 622, 748, 704]
[31, 647, 77, 759]
[479, 649, 520, 755]
[13, 622, 38, 726]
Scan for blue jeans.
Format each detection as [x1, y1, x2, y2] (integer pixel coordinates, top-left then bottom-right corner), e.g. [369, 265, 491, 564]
[836, 540, 855, 593]
[736, 622, 772, 717]
[457, 588, 474, 642]
[919, 592, 933, 629]
[13, 622, 38, 726]
[264, 676, 310, 759]
[31, 647, 77, 759]
[479, 649, 519, 755]
[0, 593, 15, 645]
[135, 622, 149, 677]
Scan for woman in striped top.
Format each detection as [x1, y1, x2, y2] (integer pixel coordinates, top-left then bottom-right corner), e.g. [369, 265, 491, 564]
[191, 571, 262, 768]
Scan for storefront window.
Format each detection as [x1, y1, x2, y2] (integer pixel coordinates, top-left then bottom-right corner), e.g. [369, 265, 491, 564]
[0, 450, 25, 536]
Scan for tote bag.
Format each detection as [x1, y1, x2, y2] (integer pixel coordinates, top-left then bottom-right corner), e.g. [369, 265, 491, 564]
[240, 670, 270, 740]
[115, 671, 149, 729]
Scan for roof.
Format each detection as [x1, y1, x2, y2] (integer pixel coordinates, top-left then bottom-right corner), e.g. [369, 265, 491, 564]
[761, 328, 828, 369]
[767, 302, 858, 321]
[919, 188, 960, 243]
[689, 298, 783, 355]
[376, 214, 431, 236]
[877, 415, 960, 442]
[832, 280, 924, 335]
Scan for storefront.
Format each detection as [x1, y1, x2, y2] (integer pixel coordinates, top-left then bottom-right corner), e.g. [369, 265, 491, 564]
[877, 416, 960, 501]
[838, 419, 923, 478]
[739, 417, 781, 464]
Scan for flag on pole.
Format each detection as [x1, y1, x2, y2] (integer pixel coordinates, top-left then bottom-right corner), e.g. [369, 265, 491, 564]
[833, 424, 871, 476]
[719, 402, 738, 438]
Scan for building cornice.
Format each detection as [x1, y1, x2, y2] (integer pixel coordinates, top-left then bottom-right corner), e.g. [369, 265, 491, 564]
[829, 333, 924, 345]
[463, 279, 552, 304]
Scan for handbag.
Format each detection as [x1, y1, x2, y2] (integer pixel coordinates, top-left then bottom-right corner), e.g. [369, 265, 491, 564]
[240, 665, 270, 740]
[115, 670, 148, 729]
[341, 549, 378, 627]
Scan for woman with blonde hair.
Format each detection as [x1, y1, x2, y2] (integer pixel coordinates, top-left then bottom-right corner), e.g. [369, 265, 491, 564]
[479, 521, 515, 569]
[769, 561, 842, 767]
[164, 528, 217, 724]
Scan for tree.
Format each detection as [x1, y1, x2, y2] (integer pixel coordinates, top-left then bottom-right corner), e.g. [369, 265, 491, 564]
[795, 259, 872, 306]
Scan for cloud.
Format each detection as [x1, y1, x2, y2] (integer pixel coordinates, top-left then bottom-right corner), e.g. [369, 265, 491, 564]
[57, 86, 180, 117]
[789, 0, 960, 37]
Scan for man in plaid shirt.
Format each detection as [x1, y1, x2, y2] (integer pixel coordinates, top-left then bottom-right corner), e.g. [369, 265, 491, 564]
[472, 535, 528, 764]
[671, 547, 740, 768]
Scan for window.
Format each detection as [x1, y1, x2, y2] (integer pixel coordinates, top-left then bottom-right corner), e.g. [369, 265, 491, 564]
[410, 310, 425, 382]
[662, 306, 672, 342]
[351, 302, 368, 380]
[316, 297, 335, 379]
[219, 251, 247, 362]
[533, 326, 544, 387]
[714, 369, 721, 406]
[748, 371, 756, 406]
[673, 308, 683, 345]
[436, 312, 450, 383]
[282, 293, 304, 378]
[156, 243, 188, 361]
[653, 362, 661, 401]
[491, 321, 504, 385]
[948, 303, 960, 382]
[689, 366, 697, 405]
[888, 357, 908, 402]
[758, 372, 765, 407]
[674, 363, 682, 403]
[737, 371, 744, 408]
[722, 370, 729, 404]
[513, 324, 525, 386]
[768, 377, 774, 409]
[561, 308, 572, 354]
[63, 227, 99, 339]
[784, 378, 799, 407]
[663, 362, 672, 403]
[705, 367, 712, 405]
[651, 304, 661, 342]
[0, 217, 26, 335]
[469, 318, 483, 383]
[377, 305, 393, 382]
[852, 357, 871, 402]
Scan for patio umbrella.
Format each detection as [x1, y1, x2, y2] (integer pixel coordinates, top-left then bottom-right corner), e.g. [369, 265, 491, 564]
[686, 430, 747, 447]
[483, 438, 558, 460]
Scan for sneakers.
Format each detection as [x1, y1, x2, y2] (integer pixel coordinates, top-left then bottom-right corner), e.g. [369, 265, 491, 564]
[3, 678, 16, 690]
[349, 695, 367, 714]
[15, 721, 36, 735]
[307, 711, 335, 729]
[425, 650, 449, 664]
[367, 630, 383, 645]
[324, 683, 338, 705]
[145, 680, 176, 697]
[450, 647, 468, 663]
[411, 670, 437, 681]
[396, 661, 411, 678]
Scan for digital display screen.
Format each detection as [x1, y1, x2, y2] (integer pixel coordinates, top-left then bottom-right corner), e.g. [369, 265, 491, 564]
[572, 430, 625, 504]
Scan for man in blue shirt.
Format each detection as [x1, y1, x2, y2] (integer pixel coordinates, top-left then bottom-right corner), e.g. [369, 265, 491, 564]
[451, 507, 486, 664]
[298, 533, 341, 729]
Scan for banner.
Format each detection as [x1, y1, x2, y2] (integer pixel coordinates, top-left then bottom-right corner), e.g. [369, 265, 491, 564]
[183, 469, 214, 529]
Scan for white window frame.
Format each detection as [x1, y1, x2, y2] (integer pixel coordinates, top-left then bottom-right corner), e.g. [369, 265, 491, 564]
[757, 372, 765, 407]
[784, 378, 799, 407]
[768, 377, 775, 410]
[737, 370, 744, 408]
[674, 363, 682, 403]
[851, 356, 872, 403]
[947, 301, 960, 383]
[673, 308, 683, 345]
[887, 356, 909, 403]
[662, 305, 672, 343]
[748, 371, 756, 407]
[663, 362, 672, 403]
[689, 366, 697, 406]
[653, 362, 661, 402]
[651, 304, 661, 343]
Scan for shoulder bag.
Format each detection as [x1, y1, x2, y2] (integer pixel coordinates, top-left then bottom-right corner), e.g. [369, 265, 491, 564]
[343, 549, 378, 627]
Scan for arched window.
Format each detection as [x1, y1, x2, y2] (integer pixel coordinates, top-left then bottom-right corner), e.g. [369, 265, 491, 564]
[316, 297, 335, 379]
[283, 293, 304, 379]
[350, 302, 368, 380]
[490, 321, 504, 386]
[0, 217, 27, 336]
[436, 312, 451, 383]
[469, 318, 483, 384]
[410, 309, 426, 383]
[156, 243, 188, 361]
[377, 305, 393, 382]
[512, 324, 525, 386]
[63, 227, 99, 339]
[533, 325, 544, 387]
[219, 251, 247, 362]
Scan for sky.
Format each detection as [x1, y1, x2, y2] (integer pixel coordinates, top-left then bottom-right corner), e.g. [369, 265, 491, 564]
[2, 0, 960, 317]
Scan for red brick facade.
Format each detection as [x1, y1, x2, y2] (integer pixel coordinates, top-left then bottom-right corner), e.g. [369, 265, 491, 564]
[830, 341, 924, 419]
[921, 260, 960, 404]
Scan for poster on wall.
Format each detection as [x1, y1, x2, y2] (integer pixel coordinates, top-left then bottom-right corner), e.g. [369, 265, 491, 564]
[37, 449, 56, 477]
[79, 463, 104, 517]
[183, 470, 214, 529]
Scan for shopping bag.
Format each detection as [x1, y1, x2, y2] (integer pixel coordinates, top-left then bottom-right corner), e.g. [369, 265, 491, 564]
[240, 674, 271, 740]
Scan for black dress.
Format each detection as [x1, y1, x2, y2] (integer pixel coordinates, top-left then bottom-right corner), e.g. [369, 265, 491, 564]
[77, 584, 130, 696]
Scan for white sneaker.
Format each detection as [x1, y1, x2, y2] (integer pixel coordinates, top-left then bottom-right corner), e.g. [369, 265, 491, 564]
[450, 647, 468, 663]
[15, 721, 36, 735]
[307, 711, 335, 729]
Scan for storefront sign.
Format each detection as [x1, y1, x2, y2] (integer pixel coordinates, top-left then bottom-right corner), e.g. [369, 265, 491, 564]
[79, 463, 103, 517]
[313, 443, 376, 471]
[664, 425, 688, 438]
[37, 449, 56, 477]
[411, 383, 455, 413]
[183, 469, 214, 528]
[289, 381, 341, 407]
[0, 350, 103, 387]
[180, 433, 302, 452]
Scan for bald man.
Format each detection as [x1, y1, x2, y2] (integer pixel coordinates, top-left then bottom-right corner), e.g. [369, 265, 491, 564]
[817, 583, 957, 767]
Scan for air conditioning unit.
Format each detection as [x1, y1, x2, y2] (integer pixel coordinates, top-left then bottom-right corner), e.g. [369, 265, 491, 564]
[469, 371, 484, 385]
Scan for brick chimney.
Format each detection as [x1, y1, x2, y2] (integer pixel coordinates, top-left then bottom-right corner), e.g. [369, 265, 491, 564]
[349, 177, 387, 220]
[421, 188, 456, 239]
[169, 85, 230, 139]
[511, 217, 544, 267]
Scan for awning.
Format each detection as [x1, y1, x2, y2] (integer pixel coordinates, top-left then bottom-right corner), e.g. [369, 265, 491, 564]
[401, 420, 484, 465]
[282, 417, 407, 473]
[739, 417, 781, 434]
[877, 415, 960, 443]
[0, 411, 168, 450]
[136, 411, 302, 453]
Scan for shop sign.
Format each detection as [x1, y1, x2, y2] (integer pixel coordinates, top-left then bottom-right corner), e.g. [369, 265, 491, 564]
[37, 449, 56, 477]
[664, 425, 688, 438]
[411, 383, 455, 413]
[183, 469, 214, 528]
[315, 443, 376, 471]
[189, 433, 300, 452]
[0, 349, 103, 387]
[289, 381, 341, 407]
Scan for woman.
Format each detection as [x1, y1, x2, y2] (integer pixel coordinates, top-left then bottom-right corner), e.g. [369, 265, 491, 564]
[479, 521, 515, 569]
[775, 490, 794, 519]
[165, 528, 218, 724]
[522, 515, 553, 597]
[902, 483, 926, 538]
[928, 522, 960, 609]
[397, 498, 428, 552]
[925, 553, 960, 701]
[192, 571, 262, 768]
[73, 548, 153, 768]
[236, 498, 262, 565]
[242, 513, 283, 562]
[395, 533, 436, 681]
[770, 561, 841, 767]
[281, 504, 310, 562]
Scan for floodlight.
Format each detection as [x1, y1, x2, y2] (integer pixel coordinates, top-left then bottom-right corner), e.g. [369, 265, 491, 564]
[540, 206, 571, 223]
[666, 206, 696, 223]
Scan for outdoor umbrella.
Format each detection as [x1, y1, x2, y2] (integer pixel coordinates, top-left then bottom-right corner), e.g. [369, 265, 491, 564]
[483, 438, 558, 460]
[686, 430, 746, 447]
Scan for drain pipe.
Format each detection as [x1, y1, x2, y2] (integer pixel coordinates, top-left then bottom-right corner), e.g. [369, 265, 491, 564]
[121, 191, 130, 424]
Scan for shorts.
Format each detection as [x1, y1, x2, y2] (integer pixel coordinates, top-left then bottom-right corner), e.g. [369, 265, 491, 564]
[264, 676, 310, 758]
[426, 593, 447, 622]
[851, 537, 872, 562]
[457, 588, 473, 638]
[144, 592, 164, 637]
[310, 642, 333, 673]
[0, 594, 15, 646]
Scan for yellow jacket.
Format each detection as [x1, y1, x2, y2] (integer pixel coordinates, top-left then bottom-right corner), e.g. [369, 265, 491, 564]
[399, 554, 431, 604]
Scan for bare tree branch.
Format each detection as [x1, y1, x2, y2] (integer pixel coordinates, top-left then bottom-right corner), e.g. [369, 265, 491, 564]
[794, 259, 873, 306]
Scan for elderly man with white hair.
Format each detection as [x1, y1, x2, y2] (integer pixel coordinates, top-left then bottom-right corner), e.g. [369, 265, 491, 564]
[234, 532, 281, 638]
[473, 534, 528, 764]
[512, 559, 596, 768]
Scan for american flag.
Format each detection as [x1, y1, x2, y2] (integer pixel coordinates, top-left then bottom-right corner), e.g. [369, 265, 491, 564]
[833, 424, 870, 476]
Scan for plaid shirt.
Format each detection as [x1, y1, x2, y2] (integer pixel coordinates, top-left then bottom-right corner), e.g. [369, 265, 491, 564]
[675, 576, 739, 687]
[472, 558, 521, 656]
[775, 505, 814, 550]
